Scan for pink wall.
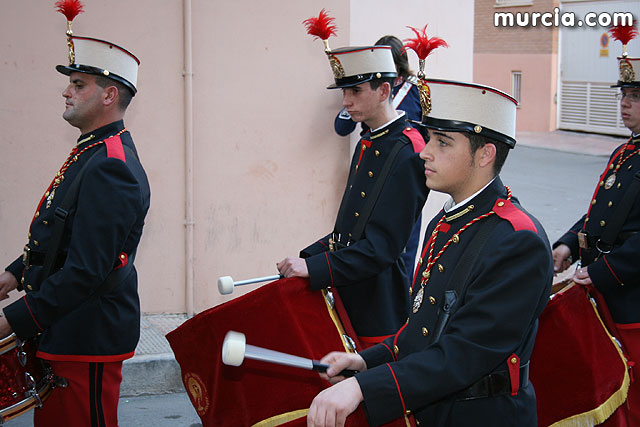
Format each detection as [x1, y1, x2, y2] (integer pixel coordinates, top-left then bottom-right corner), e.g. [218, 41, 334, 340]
[474, 53, 558, 132]
[1, 0, 474, 314]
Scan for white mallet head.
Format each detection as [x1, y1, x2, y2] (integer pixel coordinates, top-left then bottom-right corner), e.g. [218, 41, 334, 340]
[222, 331, 246, 367]
[217, 276, 234, 295]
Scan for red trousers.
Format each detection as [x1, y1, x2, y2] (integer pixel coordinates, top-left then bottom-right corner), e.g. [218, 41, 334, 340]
[34, 360, 123, 427]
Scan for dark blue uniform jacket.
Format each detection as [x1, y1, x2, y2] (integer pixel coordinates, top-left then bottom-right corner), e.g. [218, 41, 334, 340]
[356, 179, 553, 426]
[3, 120, 150, 362]
[300, 114, 429, 339]
[555, 135, 640, 324]
[335, 79, 424, 286]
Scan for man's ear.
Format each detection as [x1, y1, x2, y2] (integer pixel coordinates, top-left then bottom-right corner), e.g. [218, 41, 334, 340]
[379, 81, 392, 102]
[103, 85, 119, 107]
[478, 142, 497, 168]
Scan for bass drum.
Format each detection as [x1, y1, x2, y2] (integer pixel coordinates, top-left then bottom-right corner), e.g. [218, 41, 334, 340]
[530, 282, 630, 426]
[167, 277, 412, 427]
[0, 334, 54, 423]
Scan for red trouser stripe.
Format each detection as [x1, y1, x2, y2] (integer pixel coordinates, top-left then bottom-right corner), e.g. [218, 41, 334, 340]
[90, 362, 106, 427]
[34, 360, 122, 427]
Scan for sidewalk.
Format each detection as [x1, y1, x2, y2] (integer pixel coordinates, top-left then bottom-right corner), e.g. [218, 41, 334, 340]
[120, 313, 189, 396]
[516, 129, 626, 157]
[125, 129, 629, 398]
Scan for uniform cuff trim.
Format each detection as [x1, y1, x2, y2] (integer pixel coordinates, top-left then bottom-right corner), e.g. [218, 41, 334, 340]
[602, 256, 623, 285]
[324, 252, 334, 287]
[380, 342, 394, 358]
[23, 297, 43, 332]
[386, 363, 406, 414]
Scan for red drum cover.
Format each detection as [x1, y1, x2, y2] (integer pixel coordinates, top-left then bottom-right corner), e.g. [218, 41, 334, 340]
[530, 283, 630, 426]
[166, 277, 409, 426]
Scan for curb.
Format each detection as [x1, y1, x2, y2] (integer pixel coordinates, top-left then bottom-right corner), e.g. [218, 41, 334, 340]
[120, 314, 188, 397]
[121, 353, 185, 397]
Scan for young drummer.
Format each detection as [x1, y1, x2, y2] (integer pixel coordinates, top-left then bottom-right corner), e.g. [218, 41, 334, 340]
[306, 78, 553, 426]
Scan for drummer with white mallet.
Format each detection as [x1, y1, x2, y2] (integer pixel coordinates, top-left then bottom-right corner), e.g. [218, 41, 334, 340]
[305, 25, 553, 427]
[277, 11, 429, 348]
[552, 22, 640, 421]
[0, 2, 149, 425]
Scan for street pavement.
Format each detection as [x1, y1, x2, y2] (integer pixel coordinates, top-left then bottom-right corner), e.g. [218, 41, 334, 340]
[5, 392, 201, 426]
[3, 130, 627, 426]
[501, 144, 611, 243]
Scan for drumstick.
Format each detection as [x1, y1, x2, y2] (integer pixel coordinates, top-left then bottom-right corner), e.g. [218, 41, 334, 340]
[222, 331, 358, 377]
[217, 274, 282, 295]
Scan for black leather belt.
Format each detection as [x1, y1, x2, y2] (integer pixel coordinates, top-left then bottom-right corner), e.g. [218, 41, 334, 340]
[454, 363, 529, 401]
[578, 231, 637, 251]
[22, 245, 66, 270]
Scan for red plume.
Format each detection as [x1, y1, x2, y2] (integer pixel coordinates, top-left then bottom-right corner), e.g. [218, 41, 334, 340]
[55, 0, 84, 22]
[303, 9, 338, 41]
[609, 20, 638, 45]
[403, 25, 448, 60]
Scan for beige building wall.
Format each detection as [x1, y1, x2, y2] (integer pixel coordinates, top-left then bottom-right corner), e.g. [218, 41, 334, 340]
[474, 0, 559, 132]
[1, 0, 473, 315]
[475, 53, 558, 131]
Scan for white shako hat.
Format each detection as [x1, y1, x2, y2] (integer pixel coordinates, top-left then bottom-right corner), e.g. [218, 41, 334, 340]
[56, 36, 140, 95]
[420, 79, 518, 148]
[326, 45, 397, 89]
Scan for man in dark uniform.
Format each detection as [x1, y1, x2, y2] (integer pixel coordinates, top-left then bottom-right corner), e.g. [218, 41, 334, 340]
[0, 6, 149, 426]
[333, 35, 424, 287]
[553, 33, 640, 422]
[306, 79, 553, 427]
[277, 43, 429, 347]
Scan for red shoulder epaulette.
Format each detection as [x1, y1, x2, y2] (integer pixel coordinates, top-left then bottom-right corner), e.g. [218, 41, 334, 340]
[403, 126, 425, 153]
[493, 199, 537, 232]
[104, 134, 126, 163]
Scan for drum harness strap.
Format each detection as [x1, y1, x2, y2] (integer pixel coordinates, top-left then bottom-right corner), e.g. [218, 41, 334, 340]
[424, 214, 530, 401]
[331, 141, 404, 250]
[41, 145, 138, 300]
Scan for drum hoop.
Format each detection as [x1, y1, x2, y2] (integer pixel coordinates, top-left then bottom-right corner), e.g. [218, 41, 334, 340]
[321, 289, 356, 354]
[249, 288, 360, 427]
[252, 408, 308, 426]
[0, 334, 19, 356]
[0, 374, 54, 422]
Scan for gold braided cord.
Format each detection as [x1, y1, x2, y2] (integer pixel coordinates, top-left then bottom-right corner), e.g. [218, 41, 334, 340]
[66, 21, 75, 65]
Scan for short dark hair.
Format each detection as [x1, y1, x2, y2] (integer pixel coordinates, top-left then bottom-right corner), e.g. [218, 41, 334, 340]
[375, 35, 411, 80]
[467, 133, 509, 176]
[369, 77, 395, 101]
[94, 75, 133, 111]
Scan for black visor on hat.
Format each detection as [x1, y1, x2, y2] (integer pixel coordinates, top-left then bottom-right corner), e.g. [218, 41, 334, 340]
[56, 64, 137, 95]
